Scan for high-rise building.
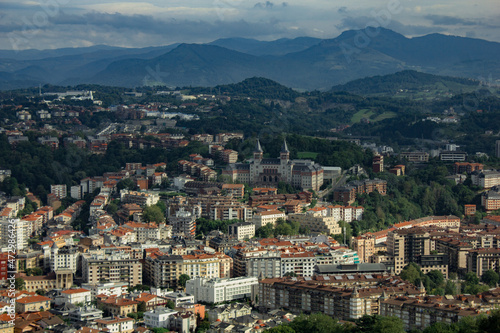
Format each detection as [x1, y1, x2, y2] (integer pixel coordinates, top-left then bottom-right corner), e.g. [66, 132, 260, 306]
[51, 184, 67, 199]
[373, 155, 384, 173]
[0, 219, 28, 251]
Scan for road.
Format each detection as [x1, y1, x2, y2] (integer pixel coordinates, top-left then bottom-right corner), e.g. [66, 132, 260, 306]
[317, 172, 348, 200]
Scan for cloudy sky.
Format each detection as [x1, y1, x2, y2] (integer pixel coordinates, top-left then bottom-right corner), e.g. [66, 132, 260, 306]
[1, 0, 499, 50]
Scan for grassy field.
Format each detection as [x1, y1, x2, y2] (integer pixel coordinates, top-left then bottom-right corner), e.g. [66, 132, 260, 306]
[351, 109, 396, 124]
[351, 109, 374, 123]
[373, 112, 397, 122]
[297, 152, 319, 159]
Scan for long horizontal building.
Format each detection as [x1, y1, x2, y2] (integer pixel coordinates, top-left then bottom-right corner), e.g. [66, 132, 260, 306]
[259, 276, 424, 320]
[380, 292, 500, 331]
[144, 253, 233, 289]
[186, 276, 258, 304]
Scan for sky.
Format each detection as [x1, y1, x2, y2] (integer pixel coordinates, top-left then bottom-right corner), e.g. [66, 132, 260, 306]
[1, 0, 499, 50]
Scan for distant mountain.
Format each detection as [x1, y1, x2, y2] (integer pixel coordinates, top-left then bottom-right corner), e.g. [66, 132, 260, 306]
[0, 44, 180, 88]
[330, 70, 480, 96]
[209, 37, 322, 56]
[189, 77, 301, 101]
[1, 28, 500, 91]
[89, 44, 279, 88]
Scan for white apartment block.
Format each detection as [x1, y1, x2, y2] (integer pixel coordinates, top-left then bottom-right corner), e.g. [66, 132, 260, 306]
[81, 282, 128, 298]
[182, 255, 220, 279]
[95, 317, 134, 333]
[281, 252, 316, 277]
[144, 307, 178, 329]
[51, 245, 79, 273]
[0, 219, 28, 251]
[71, 185, 83, 200]
[120, 190, 159, 206]
[163, 292, 195, 307]
[228, 222, 255, 240]
[60, 288, 92, 305]
[186, 276, 258, 304]
[51, 184, 67, 199]
[252, 210, 286, 228]
[325, 205, 364, 223]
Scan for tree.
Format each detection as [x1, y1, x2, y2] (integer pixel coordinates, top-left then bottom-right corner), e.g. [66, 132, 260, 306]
[444, 280, 457, 295]
[166, 300, 175, 309]
[142, 205, 165, 223]
[427, 270, 445, 289]
[371, 316, 405, 333]
[197, 314, 211, 332]
[137, 301, 146, 312]
[36, 289, 46, 296]
[15, 278, 25, 290]
[178, 274, 190, 288]
[265, 326, 296, 333]
[399, 263, 422, 285]
[356, 315, 405, 333]
[289, 313, 343, 333]
[256, 223, 275, 238]
[106, 202, 118, 215]
[481, 269, 499, 287]
[117, 178, 136, 191]
[478, 309, 500, 332]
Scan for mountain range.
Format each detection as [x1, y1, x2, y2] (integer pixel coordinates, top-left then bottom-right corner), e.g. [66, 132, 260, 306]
[1, 28, 499, 91]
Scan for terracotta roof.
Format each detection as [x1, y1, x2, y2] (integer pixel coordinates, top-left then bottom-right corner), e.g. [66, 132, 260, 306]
[61, 288, 91, 295]
[16, 295, 51, 304]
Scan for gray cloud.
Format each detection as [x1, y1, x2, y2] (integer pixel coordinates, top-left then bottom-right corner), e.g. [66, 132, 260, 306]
[424, 15, 477, 26]
[47, 11, 287, 38]
[337, 16, 448, 37]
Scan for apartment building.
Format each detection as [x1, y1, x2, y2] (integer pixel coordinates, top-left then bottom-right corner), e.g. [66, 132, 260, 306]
[454, 162, 483, 174]
[168, 210, 196, 238]
[228, 222, 255, 240]
[60, 288, 92, 305]
[221, 184, 245, 199]
[0, 219, 28, 251]
[288, 210, 341, 235]
[481, 187, 500, 212]
[387, 228, 432, 275]
[251, 210, 286, 228]
[259, 277, 424, 321]
[50, 184, 67, 199]
[97, 297, 138, 317]
[50, 245, 79, 273]
[467, 248, 500, 277]
[186, 276, 258, 304]
[145, 253, 226, 289]
[82, 253, 142, 286]
[95, 317, 134, 333]
[472, 170, 500, 189]
[380, 294, 494, 331]
[400, 152, 429, 162]
[351, 234, 375, 263]
[210, 204, 253, 221]
[120, 190, 159, 206]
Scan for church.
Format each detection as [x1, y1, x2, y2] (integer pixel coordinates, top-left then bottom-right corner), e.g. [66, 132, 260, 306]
[222, 140, 324, 191]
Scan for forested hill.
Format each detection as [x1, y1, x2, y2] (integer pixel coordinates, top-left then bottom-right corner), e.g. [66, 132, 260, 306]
[187, 77, 301, 101]
[330, 70, 480, 96]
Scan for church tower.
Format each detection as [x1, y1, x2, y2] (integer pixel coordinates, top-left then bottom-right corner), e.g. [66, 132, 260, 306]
[254, 139, 263, 160]
[280, 140, 290, 162]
